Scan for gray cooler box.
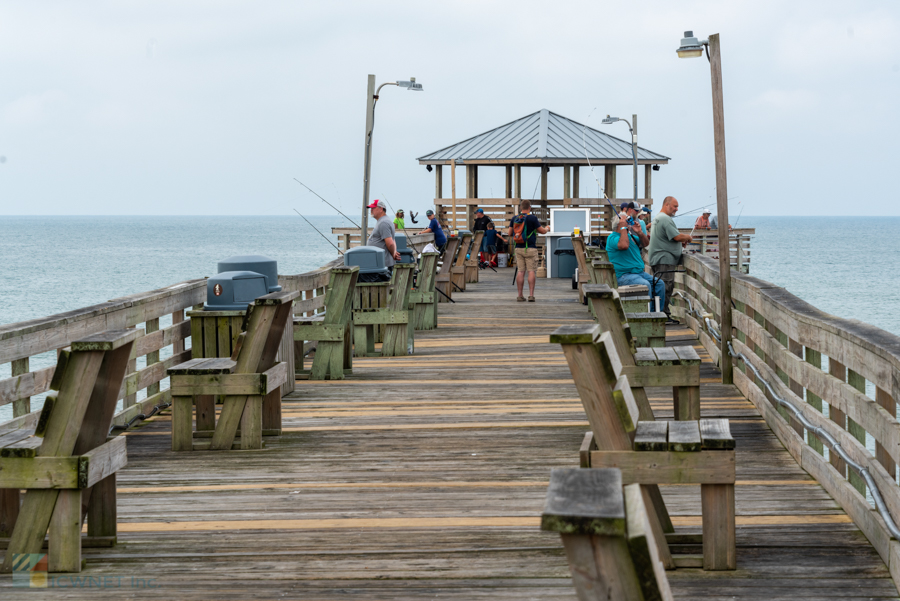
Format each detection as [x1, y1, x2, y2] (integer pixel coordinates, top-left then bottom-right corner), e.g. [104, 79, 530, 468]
[217, 254, 282, 293]
[205, 271, 269, 311]
[345, 246, 391, 281]
[394, 234, 416, 264]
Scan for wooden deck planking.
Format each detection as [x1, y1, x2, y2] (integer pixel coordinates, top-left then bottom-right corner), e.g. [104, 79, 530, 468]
[1, 269, 896, 599]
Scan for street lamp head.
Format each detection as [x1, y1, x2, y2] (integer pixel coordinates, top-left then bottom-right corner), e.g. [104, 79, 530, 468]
[397, 77, 423, 91]
[677, 31, 705, 58]
[601, 116, 619, 124]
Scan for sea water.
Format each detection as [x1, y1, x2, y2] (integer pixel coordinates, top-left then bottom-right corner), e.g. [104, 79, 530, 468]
[1, 215, 897, 422]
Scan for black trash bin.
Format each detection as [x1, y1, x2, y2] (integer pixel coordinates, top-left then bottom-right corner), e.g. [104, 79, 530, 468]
[345, 247, 391, 282]
[217, 255, 282, 293]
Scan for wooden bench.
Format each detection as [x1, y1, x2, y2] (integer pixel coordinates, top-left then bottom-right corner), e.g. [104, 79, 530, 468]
[410, 252, 439, 330]
[464, 230, 485, 283]
[293, 266, 359, 380]
[584, 284, 701, 421]
[541, 468, 673, 601]
[168, 290, 298, 451]
[450, 231, 472, 292]
[435, 235, 462, 302]
[353, 264, 416, 357]
[0, 329, 138, 573]
[552, 325, 737, 571]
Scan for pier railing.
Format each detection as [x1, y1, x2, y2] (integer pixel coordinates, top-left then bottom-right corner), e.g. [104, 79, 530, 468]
[0, 258, 352, 434]
[680, 228, 754, 273]
[332, 230, 434, 252]
[675, 253, 900, 583]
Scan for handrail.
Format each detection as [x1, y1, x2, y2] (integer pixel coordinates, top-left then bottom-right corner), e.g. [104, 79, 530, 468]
[679, 289, 900, 540]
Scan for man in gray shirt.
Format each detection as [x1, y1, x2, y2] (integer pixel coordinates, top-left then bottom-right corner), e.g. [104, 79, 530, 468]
[649, 196, 693, 324]
[367, 199, 401, 269]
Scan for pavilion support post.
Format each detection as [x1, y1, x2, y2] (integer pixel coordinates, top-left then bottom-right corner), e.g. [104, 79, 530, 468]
[515, 165, 522, 199]
[450, 161, 457, 231]
[573, 166, 580, 199]
[644, 165, 652, 206]
[435, 165, 443, 201]
[604, 165, 616, 199]
[563, 166, 571, 201]
[505, 166, 512, 198]
[540, 165, 549, 223]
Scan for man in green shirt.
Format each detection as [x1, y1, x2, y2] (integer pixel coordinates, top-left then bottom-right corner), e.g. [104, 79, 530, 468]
[649, 196, 693, 324]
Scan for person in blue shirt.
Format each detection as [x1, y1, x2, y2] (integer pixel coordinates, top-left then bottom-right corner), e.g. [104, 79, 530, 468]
[418, 209, 447, 251]
[481, 221, 505, 266]
[606, 202, 664, 309]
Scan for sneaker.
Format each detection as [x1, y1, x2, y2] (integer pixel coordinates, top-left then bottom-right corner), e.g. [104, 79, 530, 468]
[665, 317, 680, 325]
[527, 296, 535, 302]
[517, 296, 526, 302]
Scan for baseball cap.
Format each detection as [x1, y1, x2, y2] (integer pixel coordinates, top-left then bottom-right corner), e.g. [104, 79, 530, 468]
[475, 208, 484, 214]
[397, 209, 404, 214]
[702, 208, 712, 214]
[425, 209, 434, 216]
[367, 199, 386, 209]
[620, 201, 639, 211]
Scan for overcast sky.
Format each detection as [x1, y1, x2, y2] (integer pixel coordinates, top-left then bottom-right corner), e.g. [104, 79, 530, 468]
[1, 1, 897, 217]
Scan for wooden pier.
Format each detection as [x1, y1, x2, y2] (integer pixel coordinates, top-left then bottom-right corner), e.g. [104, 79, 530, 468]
[1, 268, 896, 598]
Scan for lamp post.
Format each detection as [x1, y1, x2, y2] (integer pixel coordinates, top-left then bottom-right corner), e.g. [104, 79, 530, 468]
[601, 115, 638, 205]
[360, 75, 423, 239]
[677, 31, 733, 384]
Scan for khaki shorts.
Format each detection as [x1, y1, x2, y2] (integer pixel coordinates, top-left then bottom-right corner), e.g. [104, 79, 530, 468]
[515, 247, 538, 272]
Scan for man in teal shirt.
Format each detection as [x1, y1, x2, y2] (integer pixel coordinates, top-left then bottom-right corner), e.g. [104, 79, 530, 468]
[606, 202, 664, 307]
[649, 196, 693, 324]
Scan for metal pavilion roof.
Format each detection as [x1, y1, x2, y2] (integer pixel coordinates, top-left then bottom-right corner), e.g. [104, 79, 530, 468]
[417, 109, 670, 165]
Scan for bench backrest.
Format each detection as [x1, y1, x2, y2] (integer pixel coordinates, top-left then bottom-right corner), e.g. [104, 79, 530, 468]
[583, 284, 637, 360]
[452, 233, 472, 267]
[541, 467, 673, 601]
[417, 252, 439, 293]
[571, 234, 591, 278]
[590, 259, 617, 288]
[465, 231, 485, 265]
[321, 266, 359, 325]
[232, 290, 299, 374]
[387, 264, 416, 312]
[550, 325, 640, 451]
[437, 237, 462, 278]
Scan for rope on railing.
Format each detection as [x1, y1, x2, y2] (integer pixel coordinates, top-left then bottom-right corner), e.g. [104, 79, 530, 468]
[674, 291, 900, 540]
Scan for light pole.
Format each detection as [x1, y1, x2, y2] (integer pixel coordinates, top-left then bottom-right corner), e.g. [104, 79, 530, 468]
[601, 114, 638, 204]
[677, 30, 733, 384]
[360, 75, 423, 239]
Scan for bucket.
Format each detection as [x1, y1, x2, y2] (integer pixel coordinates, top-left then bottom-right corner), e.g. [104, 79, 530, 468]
[497, 253, 508, 268]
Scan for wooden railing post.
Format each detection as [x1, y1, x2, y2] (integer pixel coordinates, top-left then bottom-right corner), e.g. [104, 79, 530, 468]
[828, 358, 848, 477]
[11, 358, 30, 417]
[876, 387, 897, 481]
[145, 318, 160, 398]
[804, 348, 825, 456]
[847, 369, 868, 495]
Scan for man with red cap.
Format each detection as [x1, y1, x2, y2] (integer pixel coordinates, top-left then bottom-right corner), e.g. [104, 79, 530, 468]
[367, 199, 401, 269]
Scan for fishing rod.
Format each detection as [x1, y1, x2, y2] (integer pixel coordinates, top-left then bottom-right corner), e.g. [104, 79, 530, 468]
[293, 178, 360, 228]
[292, 208, 344, 255]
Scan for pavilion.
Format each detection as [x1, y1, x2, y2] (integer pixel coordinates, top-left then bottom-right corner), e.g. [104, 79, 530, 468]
[417, 109, 670, 233]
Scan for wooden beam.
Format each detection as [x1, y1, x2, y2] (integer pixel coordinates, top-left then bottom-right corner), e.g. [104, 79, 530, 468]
[435, 164, 442, 200]
[644, 165, 652, 204]
[514, 165, 522, 199]
[563, 166, 571, 200]
[604, 165, 616, 199]
[505, 166, 512, 198]
[573, 166, 580, 199]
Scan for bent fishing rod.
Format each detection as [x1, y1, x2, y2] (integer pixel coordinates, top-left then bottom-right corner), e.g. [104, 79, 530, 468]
[292, 208, 344, 255]
[293, 178, 360, 228]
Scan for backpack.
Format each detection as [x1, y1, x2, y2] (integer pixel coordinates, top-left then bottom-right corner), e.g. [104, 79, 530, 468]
[512, 213, 531, 247]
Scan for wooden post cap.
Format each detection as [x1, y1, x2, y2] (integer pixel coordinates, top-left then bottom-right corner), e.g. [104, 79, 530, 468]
[541, 468, 626, 536]
[255, 290, 300, 305]
[582, 284, 616, 299]
[550, 324, 601, 345]
[331, 266, 360, 274]
[71, 329, 142, 352]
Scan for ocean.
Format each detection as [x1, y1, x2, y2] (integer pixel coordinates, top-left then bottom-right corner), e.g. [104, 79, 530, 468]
[1, 215, 897, 421]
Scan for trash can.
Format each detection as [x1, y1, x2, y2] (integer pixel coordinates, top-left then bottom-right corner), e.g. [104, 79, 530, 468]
[553, 237, 578, 279]
[204, 271, 269, 311]
[217, 255, 282, 293]
[394, 234, 416, 264]
[344, 246, 391, 282]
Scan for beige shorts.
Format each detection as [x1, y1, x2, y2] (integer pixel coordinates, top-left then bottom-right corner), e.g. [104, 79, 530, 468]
[515, 247, 538, 272]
